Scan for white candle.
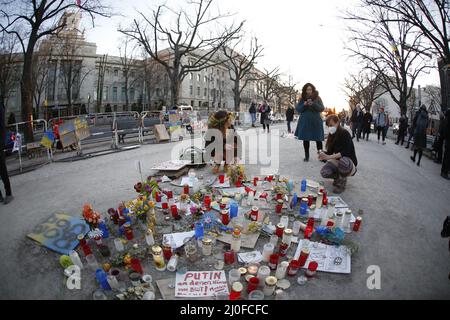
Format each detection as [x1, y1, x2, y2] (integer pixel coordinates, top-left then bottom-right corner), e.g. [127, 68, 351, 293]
[262, 243, 275, 262]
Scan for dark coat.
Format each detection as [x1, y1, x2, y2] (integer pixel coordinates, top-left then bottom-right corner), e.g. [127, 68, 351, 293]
[294, 95, 325, 142]
[286, 107, 295, 122]
[0, 100, 6, 149]
[398, 117, 408, 135]
[249, 103, 256, 114]
[351, 109, 364, 123]
[259, 104, 271, 125]
[413, 109, 429, 149]
[362, 112, 373, 131]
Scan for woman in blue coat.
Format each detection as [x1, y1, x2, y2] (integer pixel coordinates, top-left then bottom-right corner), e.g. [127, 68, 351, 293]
[294, 83, 325, 161]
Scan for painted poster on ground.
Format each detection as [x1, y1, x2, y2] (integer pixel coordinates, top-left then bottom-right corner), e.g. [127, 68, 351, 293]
[175, 271, 229, 298]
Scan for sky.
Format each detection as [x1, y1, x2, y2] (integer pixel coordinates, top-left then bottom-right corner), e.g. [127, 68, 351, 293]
[81, 0, 440, 111]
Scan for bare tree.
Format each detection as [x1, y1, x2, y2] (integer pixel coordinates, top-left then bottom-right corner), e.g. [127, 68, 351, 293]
[0, 0, 111, 141]
[118, 36, 141, 110]
[343, 71, 387, 113]
[345, 3, 434, 115]
[0, 31, 20, 113]
[119, 0, 244, 107]
[222, 37, 264, 112]
[423, 85, 442, 109]
[32, 47, 52, 119]
[95, 54, 108, 113]
[257, 67, 281, 103]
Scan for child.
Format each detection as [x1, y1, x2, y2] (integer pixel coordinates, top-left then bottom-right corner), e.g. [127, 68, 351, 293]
[204, 110, 240, 173]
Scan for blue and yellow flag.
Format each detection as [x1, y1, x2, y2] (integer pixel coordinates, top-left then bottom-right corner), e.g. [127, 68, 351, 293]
[41, 130, 55, 149]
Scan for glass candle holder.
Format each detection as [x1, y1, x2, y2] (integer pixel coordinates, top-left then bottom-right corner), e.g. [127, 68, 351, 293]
[185, 244, 198, 263]
[107, 275, 120, 290]
[229, 202, 238, 220]
[162, 243, 173, 261]
[229, 282, 243, 300]
[263, 276, 278, 297]
[299, 248, 310, 267]
[86, 254, 98, 270]
[195, 223, 204, 240]
[145, 230, 155, 246]
[202, 238, 213, 256]
[167, 254, 179, 272]
[152, 246, 166, 271]
[316, 192, 323, 209]
[248, 290, 265, 300]
[335, 212, 344, 229]
[96, 269, 111, 291]
[301, 179, 307, 192]
[279, 215, 289, 229]
[343, 210, 352, 233]
[228, 269, 241, 286]
[224, 251, 236, 265]
[276, 223, 285, 238]
[257, 266, 271, 286]
[306, 261, 319, 278]
[250, 206, 259, 222]
[170, 205, 179, 219]
[353, 217, 362, 232]
[221, 210, 230, 226]
[69, 250, 83, 269]
[219, 174, 225, 184]
[131, 258, 143, 274]
[247, 276, 260, 294]
[114, 238, 124, 252]
[268, 254, 279, 270]
[279, 242, 289, 257]
[230, 229, 241, 253]
[292, 220, 301, 236]
[282, 229, 293, 247]
[247, 264, 259, 277]
[270, 234, 279, 247]
[275, 200, 284, 214]
[262, 243, 275, 262]
[275, 261, 289, 280]
[287, 260, 301, 277]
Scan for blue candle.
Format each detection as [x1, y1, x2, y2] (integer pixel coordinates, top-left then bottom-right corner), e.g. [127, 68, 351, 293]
[96, 269, 111, 291]
[301, 179, 307, 192]
[229, 202, 238, 219]
[292, 193, 298, 208]
[195, 222, 204, 239]
[98, 221, 109, 239]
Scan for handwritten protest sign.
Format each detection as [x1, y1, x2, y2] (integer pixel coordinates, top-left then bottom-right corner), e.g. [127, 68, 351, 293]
[175, 271, 229, 298]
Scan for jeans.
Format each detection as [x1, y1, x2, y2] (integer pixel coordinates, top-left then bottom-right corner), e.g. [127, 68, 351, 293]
[287, 121, 292, 133]
[0, 149, 12, 198]
[250, 113, 256, 126]
[377, 126, 387, 142]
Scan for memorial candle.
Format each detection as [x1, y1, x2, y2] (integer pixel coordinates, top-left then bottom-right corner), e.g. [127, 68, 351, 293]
[162, 243, 173, 261]
[262, 243, 275, 262]
[229, 202, 238, 220]
[250, 206, 259, 222]
[247, 277, 260, 294]
[230, 282, 243, 300]
[268, 254, 280, 270]
[152, 246, 166, 271]
[221, 210, 230, 226]
[353, 217, 362, 232]
[171, 205, 179, 219]
[306, 261, 319, 278]
[276, 223, 285, 238]
[275, 200, 284, 214]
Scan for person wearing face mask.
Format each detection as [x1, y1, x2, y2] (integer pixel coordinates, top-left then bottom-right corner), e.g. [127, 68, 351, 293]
[294, 83, 325, 162]
[319, 114, 358, 194]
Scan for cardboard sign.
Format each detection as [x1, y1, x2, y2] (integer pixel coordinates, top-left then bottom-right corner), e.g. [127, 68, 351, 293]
[73, 117, 90, 141]
[175, 271, 229, 298]
[154, 124, 170, 143]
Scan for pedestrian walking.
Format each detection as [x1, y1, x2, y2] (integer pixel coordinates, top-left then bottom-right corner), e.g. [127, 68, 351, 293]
[249, 102, 257, 128]
[405, 109, 420, 149]
[375, 107, 390, 145]
[259, 101, 271, 133]
[441, 109, 450, 180]
[432, 111, 445, 164]
[294, 83, 325, 162]
[0, 100, 13, 204]
[410, 105, 429, 167]
[285, 104, 295, 134]
[362, 110, 373, 141]
[319, 114, 358, 194]
[395, 114, 409, 146]
[350, 104, 364, 141]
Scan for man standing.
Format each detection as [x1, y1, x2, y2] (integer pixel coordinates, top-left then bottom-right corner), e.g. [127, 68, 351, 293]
[375, 107, 390, 145]
[395, 114, 409, 146]
[362, 110, 373, 141]
[0, 100, 13, 204]
[441, 109, 450, 180]
[285, 104, 295, 134]
[249, 102, 257, 128]
[350, 104, 364, 142]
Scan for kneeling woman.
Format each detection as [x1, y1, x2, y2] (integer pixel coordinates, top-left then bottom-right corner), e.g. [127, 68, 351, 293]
[319, 114, 358, 193]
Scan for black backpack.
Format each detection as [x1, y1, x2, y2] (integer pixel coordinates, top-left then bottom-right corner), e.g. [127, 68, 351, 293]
[441, 216, 450, 238]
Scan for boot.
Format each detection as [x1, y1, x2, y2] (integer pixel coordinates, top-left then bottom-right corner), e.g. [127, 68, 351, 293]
[405, 143, 410, 149]
[0, 194, 3, 203]
[304, 150, 310, 162]
[441, 172, 450, 180]
[3, 195, 13, 205]
[333, 177, 346, 194]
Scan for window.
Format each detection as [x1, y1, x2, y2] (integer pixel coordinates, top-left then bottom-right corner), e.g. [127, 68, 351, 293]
[104, 86, 109, 100]
[198, 101, 202, 107]
[204, 88, 207, 97]
[130, 88, 135, 101]
[197, 74, 200, 82]
[222, 71, 225, 77]
[204, 76, 207, 83]
[197, 87, 201, 96]
[130, 71, 135, 78]
[190, 86, 193, 95]
[114, 69, 119, 77]
[191, 100, 195, 107]
[112, 87, 118, 102]
[121, 87, 126, 101]
[189, 73, 193, 80]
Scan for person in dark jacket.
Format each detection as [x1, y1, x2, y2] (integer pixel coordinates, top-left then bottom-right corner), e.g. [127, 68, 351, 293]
[319, 114, 358, 194]
[285, 104, 295, 133]
[350, 104, 364, 142]
[294, 83, 325, 162]
[433, 112, 445, 164]
[7, 112, 16, 125]
[410, 105, 429, 167]
[249, 102, 257, 128]
[0, 100, 13, 204]
[405, 109, 420, 149]
[362, 111, 373, 141]
[395, 114, 409, 146]
[441, 109, 450, 180]
[259, 101, 271, 133]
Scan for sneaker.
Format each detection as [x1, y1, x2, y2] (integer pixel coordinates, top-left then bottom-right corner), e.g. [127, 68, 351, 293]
[3, 195, 13, 205]
[410, 156, 416, 162]
[441, 173, 450, 180]
[382, 142, 386, 145]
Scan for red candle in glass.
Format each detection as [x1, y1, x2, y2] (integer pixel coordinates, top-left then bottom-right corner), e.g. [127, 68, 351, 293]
[250, 207, 259, 222]
[131, 258, 143, 274]
[245, 186, 254, 194]
[279, 242, 289, 257]
[306, 261, 319, 278]
[81, 244, 92, 256]
[299, 249, 310, 267]
[247, 277, 260, 293]
[287, 260, 301, 276]
[167, 191, 173, 199]
[326, 220, 335, 228]
[304, 226, 313, 239]
[276, 193, 283, 201]
[224, 251, 236, 265]
[229, 283, 243, 300]
[253, 177, 258, 186]
[219, 202, 226, 210]
[267, 175, 274, 182]
[221, 211, 230, 226]
[307, 195, 314, 207]
[219, 175, 225, 184]
[307, 217, 315, 228]
[155, 192, 161, 202]
[203, 196, 211, 209]
[171, 205, 179, 218]
[235, 179, 242, 187]
[108, 209, 119, 225]
[353, 217, 362, 232]
[183, 185, 190, 195]
[162, 244, 172, 261]
[322, 191, 328, 206]
[269, 254, 279, 270]
[275, 202, 283, 214]
[125, 226, 134, 241]
[276, 224, 285, 238]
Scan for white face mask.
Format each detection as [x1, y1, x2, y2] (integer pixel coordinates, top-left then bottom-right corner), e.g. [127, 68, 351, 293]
[329, 126, 337, 135]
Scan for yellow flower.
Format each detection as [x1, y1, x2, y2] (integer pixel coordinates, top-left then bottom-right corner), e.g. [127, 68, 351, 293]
[148, 201, 155, 208]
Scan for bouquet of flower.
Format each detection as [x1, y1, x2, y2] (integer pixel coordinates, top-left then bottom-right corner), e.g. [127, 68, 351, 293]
[128, 196, 155, 221]
[82, 204, 101, 229]
[134, 177, 160, 198]
[226, 164, 247, 185]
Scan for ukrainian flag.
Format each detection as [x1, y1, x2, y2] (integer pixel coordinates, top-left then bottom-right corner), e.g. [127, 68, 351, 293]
[41, 130, 55, 149]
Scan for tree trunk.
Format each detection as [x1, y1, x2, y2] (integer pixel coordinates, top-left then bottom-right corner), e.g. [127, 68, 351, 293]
[234, 80, 241, 112]
[21, 49, 35, 142]
[170, 76, 180, 107]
